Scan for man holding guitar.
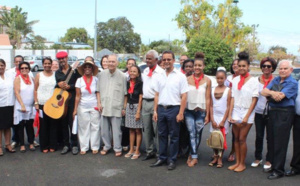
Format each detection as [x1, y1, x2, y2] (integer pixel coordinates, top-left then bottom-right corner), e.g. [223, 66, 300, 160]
[55, 51, 81, 155]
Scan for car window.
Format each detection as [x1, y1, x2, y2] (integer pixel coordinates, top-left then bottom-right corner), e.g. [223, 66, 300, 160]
[291, 69, 300, 81]
[24, 56, 33, 60]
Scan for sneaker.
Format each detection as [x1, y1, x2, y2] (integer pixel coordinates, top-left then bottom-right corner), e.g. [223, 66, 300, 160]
[33, 141, 40, 147]
[72, 146, 79, 155]
[11, 142, 18, 149]
[61, 146, 70, 155]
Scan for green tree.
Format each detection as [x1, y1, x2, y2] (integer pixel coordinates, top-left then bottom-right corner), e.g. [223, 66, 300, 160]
[0, 6, 39, 48]
[60, 27, 88, 43]
[268, 45, 287, 54]
[175, 0, 253, 48]
[148, 39, 184, 54]
[97, 17, 141, 53]
[187, 34, 234, 75]
[27, 34, 47, 49]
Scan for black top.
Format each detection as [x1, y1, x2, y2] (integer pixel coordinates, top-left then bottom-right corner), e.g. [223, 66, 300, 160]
[127, 81, 143, 104]
[55, 65, 81, 105]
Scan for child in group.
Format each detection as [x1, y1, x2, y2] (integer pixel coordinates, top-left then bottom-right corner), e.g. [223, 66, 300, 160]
[209, 69, 231, 168]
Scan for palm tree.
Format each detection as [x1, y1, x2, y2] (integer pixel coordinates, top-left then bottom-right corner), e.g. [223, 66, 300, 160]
[0, 6, 38, 48]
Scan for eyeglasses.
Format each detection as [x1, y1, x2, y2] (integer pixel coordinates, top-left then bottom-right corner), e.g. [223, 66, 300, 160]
[162, 59, 173, 62]
[262, 65, 272, 69]
[20, 67, 29, 70]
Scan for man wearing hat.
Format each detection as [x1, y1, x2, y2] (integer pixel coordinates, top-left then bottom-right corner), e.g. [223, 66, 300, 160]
[55, 51, 81, 155]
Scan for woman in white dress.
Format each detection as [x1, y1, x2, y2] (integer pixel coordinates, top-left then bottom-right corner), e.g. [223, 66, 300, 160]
[14, 62, 35, 152]
[34, 57, 57, 153]
[185, 52, 211, 167]
[228, 52, 259, 172]
[73, 60, 100, 155]
[209, 70, 231, 168]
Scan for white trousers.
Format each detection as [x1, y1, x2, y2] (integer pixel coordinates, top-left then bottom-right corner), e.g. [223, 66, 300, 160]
[77, 106, 101, 151]
[101, 116, 122, 152]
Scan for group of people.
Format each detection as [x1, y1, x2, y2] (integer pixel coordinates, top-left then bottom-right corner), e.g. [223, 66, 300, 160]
[0, 49, 299, 180]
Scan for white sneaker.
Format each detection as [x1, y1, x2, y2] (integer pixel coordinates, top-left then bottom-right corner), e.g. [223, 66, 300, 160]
[251, 160, 263, 167]
[33, 141, 40, 147]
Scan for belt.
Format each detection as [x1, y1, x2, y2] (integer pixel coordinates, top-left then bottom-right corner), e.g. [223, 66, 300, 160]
[270, 106, 294, 112]
[143, 98, 154, 102]
[159, 105, 179, 109]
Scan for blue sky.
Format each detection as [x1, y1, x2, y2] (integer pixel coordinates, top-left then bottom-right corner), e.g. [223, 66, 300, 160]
[1, 0, 300, 54]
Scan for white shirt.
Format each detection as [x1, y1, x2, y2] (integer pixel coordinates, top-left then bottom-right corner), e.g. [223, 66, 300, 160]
[231, 76, 259, 109]
[142, 65, 164, 99]
[0, 72, 15, 107]
[295, 81, 300, 115]
[254, 77, 268, 114]
[154, 68, 189, 106]
[75, 76, 98, 108]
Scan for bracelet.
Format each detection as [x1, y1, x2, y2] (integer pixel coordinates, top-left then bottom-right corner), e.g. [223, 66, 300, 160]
[34, 102, 39, 105]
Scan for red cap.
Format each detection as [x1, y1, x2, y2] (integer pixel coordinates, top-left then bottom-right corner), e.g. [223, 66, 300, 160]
[56, 51, 68, 59]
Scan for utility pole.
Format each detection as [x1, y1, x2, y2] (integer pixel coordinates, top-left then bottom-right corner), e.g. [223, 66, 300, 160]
[94, 0, 97, 59]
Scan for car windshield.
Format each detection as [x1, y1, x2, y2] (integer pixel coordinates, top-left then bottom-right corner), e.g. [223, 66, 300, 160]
[291, 69, 300, 81]
[24, 56, 33, 60]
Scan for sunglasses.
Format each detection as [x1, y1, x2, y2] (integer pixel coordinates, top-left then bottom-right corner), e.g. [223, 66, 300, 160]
[20, 67, 29, 70]
[262, 65, 272, 69]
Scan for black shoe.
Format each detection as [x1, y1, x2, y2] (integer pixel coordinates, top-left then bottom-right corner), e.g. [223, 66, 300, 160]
[150, 159, 167, 167]
[168, 162, 176, 170]
[268, 172, 284, 180]
[61, 146, 69, 155]
[285, 169, 300, 177]
[142, 153, 155, 161]
[72, 147, 79, 155]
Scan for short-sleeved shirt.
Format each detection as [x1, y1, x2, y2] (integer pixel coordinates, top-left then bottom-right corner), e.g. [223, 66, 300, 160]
[231, 76, 259, 109]
[154, 68, 189, 106]
[0, 72, 15, 107]
[295, 81, 300, 115]
[142, 65, 164, 99]
[127, 81, 143, 104]
[97, 69, 127, 117]
[266, 75, 298, 108]
[75, 76, 98, 108]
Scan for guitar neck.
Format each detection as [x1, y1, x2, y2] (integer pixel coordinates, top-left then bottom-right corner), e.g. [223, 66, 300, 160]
[65, 68, 75, 85]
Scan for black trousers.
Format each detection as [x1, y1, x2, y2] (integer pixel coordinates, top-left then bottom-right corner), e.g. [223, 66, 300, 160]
[17, 119, 34, 146]
[121, 116, 129, 147]
[59, 103, 77, 147]
[269, 107, 294, 175]
[290, 114, 300, 171]
[254, 113, 274, 162]
[39, 105, 59, 151]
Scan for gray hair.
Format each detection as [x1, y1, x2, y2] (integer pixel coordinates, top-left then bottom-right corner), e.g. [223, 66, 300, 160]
[108, 54, 118, 62]
[146, 50, 159, 59]
[278, 60, 293, 68]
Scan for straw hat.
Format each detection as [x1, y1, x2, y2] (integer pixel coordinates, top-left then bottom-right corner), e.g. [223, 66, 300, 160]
[77, 61, 98, 76]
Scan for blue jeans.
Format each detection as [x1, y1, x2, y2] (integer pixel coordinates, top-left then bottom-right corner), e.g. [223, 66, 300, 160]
[185, 109, 206, 159]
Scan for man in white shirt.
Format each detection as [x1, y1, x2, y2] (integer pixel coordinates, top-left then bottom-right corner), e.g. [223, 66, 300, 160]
[151, 50, 189, 170]
[8, 55, 37, 148]
[141, 50, 164, 161]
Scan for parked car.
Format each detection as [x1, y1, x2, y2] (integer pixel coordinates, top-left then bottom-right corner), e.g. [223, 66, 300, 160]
[24, 55, 43, 72]
[68, 56, 78, 65]
[292, 67, 300, 81]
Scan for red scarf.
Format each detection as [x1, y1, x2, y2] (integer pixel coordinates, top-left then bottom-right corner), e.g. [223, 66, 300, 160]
[181, 68, 186, 74]
[147, 65, 157, 77]
[229, 74, 238, 88]
[128, 80, 135, 94]
[20, 74, 31, 85]
[83, 76, 93, 94]
[193, 73, 204, 89]
[15, 68, 20, 77]
[262, 74, 273, 88]
[237, 73, 249, 90]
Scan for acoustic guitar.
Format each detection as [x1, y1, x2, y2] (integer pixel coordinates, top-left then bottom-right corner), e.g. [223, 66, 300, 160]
[44, 62, 79, 119]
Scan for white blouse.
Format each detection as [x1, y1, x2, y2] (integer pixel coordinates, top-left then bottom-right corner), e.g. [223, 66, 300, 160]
[37, 72, 56, 105]
[0, 72, 15, 107]
[187, 83, 206, 110]
[254, 77, 268, 114]
[231, 76, 259, 109]
[75, 76, 98, 108]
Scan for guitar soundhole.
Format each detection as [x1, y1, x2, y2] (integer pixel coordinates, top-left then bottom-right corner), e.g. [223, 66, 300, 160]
[56, 95, 62, 100]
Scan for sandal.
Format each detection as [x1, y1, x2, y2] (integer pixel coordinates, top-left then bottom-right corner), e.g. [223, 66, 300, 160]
[42, 149, 49, 153]
[29, 144, 36, 151]
[115, 152, 122, 157]
[227, 154, 235, 162]
[188, 158, 198, 167]
[209, 155, 218, 167]
[5, 145, 16, 153]
[0, 147, 3, 156]
[80, 151, 86, 155]
[131, 153, 141, 160]
[124, 152, 134, 158]
[100, 149, 109, 155]
[217, 163, 223, 168]
[20, 146, 26, 153]
[92, 150, 99, 154]
[49, 149, 55, 152]
[186, 155, 192, 165]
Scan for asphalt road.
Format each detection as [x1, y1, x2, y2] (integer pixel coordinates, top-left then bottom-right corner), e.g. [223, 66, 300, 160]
[0, 125, 298, 186]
